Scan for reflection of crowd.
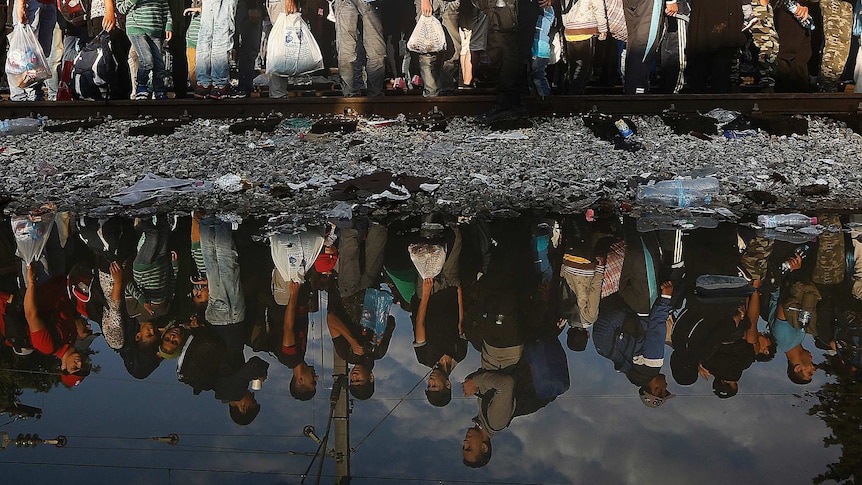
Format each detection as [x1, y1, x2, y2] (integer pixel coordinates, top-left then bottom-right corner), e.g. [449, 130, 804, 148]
[2, 206, 860, 467]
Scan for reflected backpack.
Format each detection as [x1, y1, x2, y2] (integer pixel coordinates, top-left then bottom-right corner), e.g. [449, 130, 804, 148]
[72, 31, 117, 101]
[57, 0, 88, 26]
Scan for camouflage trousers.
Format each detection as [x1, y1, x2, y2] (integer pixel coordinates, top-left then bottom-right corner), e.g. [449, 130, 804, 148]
[750, 1, 779, 87]
[813, 214, 845, 285]
[819, 0, 853, 92]
[741, 236, 773, 281]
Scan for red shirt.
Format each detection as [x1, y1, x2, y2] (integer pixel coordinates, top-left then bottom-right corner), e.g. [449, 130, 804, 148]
[29, 277, 78, 356]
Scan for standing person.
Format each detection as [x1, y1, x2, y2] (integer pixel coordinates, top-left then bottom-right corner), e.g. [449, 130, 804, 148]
[560, 0, 608, 94]
[622, 0, 667, 94]
[119, 0, 174, 99]
[775, 0, 814, 91]
[10, 0, 57, 101]
[414, 0, 461, 96]
[334, 0, 386, 96]
[194, 0, 244, 98]
[749, 0, 780, 92]
[818, 0, 853, 92]
[89, 0, 134, 99]
[234, 0, 263, 96]
[685, 0, 746, 92]
[657, 0, 688, 93]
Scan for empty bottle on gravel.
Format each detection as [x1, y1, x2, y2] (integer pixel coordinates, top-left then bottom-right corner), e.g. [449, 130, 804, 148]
[0, 117, 41, 136]
[757, 213, 817, 229]
[636, 186, 712, 208]
[652, 177, 720, 195]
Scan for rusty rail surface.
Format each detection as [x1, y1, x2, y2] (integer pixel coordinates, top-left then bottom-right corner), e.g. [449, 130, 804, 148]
[1, 93, 862, 120]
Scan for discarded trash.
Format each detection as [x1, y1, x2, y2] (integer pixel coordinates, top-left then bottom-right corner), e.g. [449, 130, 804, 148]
[615, 119, 634, 139]
[757, 228, 817, 244]
[368, 182, 411, 201]
[0, 117, 41, 136]
[703, 108, 741, 125]
[637, 213, 719, 232]
[111, 173, 212, 206]
[0, 146, 25, 156]
[484, 130, 529, 140]
[214, 174, 249, 193]
[757, 213, 817, 229]
[366, 119, 400, 128]
[419, 183, 440, 192]
[636, 185, 711, 208]
[471, 173, 491, 184]
[723, 129, 758, 139]
[651, 177, 720, 195]
[280, 117, 312, 129]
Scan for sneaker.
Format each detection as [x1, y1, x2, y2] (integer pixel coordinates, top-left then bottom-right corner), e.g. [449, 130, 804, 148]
[134, 86, 150, 100]
[392, 77, 407, 91]
[209, 84, 246, 99]
[410, 75, 423, 89]
[193, 84, 211, 99]
[476, 104, 526, 124]
[153, 92, 168, 100]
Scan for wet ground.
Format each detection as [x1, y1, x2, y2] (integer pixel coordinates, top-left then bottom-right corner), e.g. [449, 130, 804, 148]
[1, 208, 859, 484]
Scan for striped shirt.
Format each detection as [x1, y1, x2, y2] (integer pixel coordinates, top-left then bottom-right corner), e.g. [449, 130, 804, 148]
[600, 241, 626, 298]
[118, 0, 173, 36]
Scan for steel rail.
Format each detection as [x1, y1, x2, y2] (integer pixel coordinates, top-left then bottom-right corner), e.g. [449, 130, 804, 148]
[2, 93, 862, 120]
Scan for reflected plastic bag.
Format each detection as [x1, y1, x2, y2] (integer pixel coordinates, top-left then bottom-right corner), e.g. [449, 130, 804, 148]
[359, 288, 393, 344]
[11, 212, 56, 264]
[266, 13, 324, 77]
[409, 243, 446, 279]
[5, 24, 52, 88]
[407, 15, 446, 54]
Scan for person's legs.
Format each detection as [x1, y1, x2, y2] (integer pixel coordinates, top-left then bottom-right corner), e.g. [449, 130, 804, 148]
[9, 1, 56, 101]
[211, 0, 239, 88]
[818, 0, 852, 92]
[196, 0, 218, 87]
[414, 0, 441, 95]
[45, 22, 63, 100]
[359, 0, 386, 95]
[658, 17, 686, 93]
[128, 34, 155, 95]
[235, 0, 262, 94]
[623, 0, 661, 94]
[751, 0, 779, 90]
[200, 217, 245, 325]
[565, 37, 594, 94]
[439, 0, 461, 93]
[335, 0, 361, 96]
[149, 36, 168, 95]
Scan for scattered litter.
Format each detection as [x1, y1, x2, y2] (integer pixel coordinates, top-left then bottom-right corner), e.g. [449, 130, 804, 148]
[366, 119, 400, 128]
[703, 108, 741, 125]
[280, 117, 312, 129]
[111, 173, 211, 206]
[0, 146, 25, 156]
[484, 130, 529, 140]
[214, 174, 248, 193]
[419, 183, 440, 192]
[723, 129, 758, 139]
[471, 173, 491, 184]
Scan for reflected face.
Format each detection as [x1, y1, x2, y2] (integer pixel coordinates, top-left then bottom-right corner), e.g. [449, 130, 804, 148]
[236, 391, 258, 414]
[137, 322, 157, 345]
[462, 427, 487, 463]
[62, 349, 83, 374]
[795, 350, 817, 380]
[296, 365, 319, 391]
[161, 327, 183, 354]
[350, 365, 372, 387]
[427, 369, 450, 392]
[647, 374, 669, 398]
[755, 334, 771, 356]
[192, 284, 209, 304]
[75, 318, 93, 340]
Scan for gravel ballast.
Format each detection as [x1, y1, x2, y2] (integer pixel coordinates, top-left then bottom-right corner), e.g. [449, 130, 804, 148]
[2, 114, 860, 217]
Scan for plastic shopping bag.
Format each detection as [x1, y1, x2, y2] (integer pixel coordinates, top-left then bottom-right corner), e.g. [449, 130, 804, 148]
[408, 243, 446, 280]
[5, 24, 52, 88]
[11, 211, 56, 264]
[407, 15, 446, 54]
[266, 13, 324, 77]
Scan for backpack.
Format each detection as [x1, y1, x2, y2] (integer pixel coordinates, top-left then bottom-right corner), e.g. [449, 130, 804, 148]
[523, 336, 570, 399]
[72, 31, 117, 101]
[57, 0, 88, 26]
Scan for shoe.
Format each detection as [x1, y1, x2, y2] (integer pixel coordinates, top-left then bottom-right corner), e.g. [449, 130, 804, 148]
[476, 104, 526, 124]
[209, 84, 246, 99]
[134, 86, 150, 100]
[410, 75, 423, 89]
[153, 92, 168, 100]
[193, 84, 210, 99]
[392, 77, 407, 91]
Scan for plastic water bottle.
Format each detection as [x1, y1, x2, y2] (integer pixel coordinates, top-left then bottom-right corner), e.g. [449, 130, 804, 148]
[780, 244, 809, 274]
[652, 177, 720, 196]
[756, 228, 816, 244]
[615, 119, 634, 139]
[785, 0, 815, 30]
[636, 186, 712, 208]
[757, 213, 817, 229]
[0, 117, 42, 136]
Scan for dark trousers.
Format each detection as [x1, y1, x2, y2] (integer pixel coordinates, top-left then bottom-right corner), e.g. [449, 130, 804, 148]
[774, 7, 813, 92]
[235, 0, 263, 93]
[658, 17, 686, 93]
[486, 24, 521, 107]
[623, 0, 662, 94]
[686, 47, 735, 93]
[564, 37, 594, 94]
[89, 18, 133, 99]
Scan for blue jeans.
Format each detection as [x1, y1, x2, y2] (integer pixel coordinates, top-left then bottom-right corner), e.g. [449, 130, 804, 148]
[199, 217, 246, 325]
[195, 0, 239, 87]
[531, 56, 551, 96]
[9, 0, 57, 101]
[335, 0, 386, 96]
[127, 33, 168, 94]
[413, 0, 460, 96]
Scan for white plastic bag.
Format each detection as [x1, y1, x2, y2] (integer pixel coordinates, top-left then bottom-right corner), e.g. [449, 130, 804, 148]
[11, 211, 56, 264]
[266, 13, 324, 77]
[409, 243, 446, 280]
[407, 15, 447, 54]
[548, 31, 563, 65]
[5, 24, 52, 88]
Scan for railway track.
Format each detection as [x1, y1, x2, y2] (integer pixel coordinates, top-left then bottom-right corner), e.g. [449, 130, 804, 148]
[2, 93, 862, 120]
